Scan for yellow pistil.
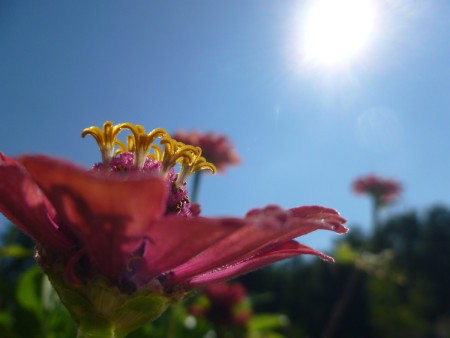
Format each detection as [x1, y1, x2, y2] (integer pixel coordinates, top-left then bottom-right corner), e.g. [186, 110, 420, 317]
[148, 144, 163, 162]
[82, 121, 125, 165]
[120, 123, 168, 169]
[176, 152, 216, 185]
[159, 136, 216, 184]
[114, 135, 136, 155]
[82, 121, 216, 184]
[159, 137, 197, 173]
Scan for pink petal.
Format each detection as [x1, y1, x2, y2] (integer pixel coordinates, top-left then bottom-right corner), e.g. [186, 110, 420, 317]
[170, 205, 347, 284]
[133, 216, 243, 282]
[288, 206, 348, 234]
[187, 240, 331, 287]
[19, 155, 168, 281]
[0, 153, 74, 255]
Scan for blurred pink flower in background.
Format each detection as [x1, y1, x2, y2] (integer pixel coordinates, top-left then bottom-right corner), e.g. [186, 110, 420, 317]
[189, 282, 252, 327]
[352, 174, 402, 207]
[173, 130, 240, 173]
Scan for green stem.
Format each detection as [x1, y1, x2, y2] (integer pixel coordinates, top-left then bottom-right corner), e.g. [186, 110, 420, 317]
[372, 198, 380, 232]
[191, 171, 202, 203]
[77, 330, 87, 338]
[320, 268, 360, 338]
[166, 303, 178, 338]
[76, 328, 122, 338]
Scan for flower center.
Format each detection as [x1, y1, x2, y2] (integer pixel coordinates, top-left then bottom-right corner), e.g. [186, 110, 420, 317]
[82, 121, 216, 216]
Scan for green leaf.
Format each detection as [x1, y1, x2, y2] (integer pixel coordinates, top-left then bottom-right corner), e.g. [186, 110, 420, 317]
[0, 310, 13, 328]
[334, 242, 358, 265]
[249, 313, 289, 331]
[0, 245, 32, 258]
[16, 266, 44, 317]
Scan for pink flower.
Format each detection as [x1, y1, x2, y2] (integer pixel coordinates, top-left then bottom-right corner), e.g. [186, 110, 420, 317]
[352, 174, 402, 206]
[0, 154, 347, 289]
[172, 130, 240, 173]
[190, 283, 252, 327]
[0, 121, 347, 336]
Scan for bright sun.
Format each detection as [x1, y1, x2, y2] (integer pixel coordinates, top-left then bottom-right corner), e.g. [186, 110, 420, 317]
[303, 0, 377, 65]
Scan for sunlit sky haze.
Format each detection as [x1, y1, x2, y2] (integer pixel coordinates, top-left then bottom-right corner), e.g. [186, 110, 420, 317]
[302, 0, 377, 65]
[1, 0, 450, 253]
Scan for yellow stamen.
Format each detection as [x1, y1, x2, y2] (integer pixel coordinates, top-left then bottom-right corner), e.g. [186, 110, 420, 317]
[148, 144, 163, 162]
[159, 137, 196, 173]
[120, 123, 168, 168]
[82, 121, 216, 183]
[159, 137, 216, 184]
[81, 121, 125, 165]
[177, 154, 216, 185]
[114, 135, 136, 155]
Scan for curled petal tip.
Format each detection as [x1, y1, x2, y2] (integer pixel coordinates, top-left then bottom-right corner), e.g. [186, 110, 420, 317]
[0, 152, 18, 166]
[318, 208, 348, 234]
[322, 255, 335, 263]
[340, 224, 350, 234]
[328, 219, 349, 234]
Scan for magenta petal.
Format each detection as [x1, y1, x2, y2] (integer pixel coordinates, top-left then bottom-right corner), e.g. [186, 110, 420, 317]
[187, 240, 331, 287]
[133, 216, 243, 282]
[171, 205, 347, 284]
[0, 153, 74, 255]
[19, 155, 168, 281]
[288, 206, 348, 234]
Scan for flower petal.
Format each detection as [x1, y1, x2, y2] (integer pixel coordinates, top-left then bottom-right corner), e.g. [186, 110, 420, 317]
[187, 240, 331, 287]
[0, 153, 75, 255]
[19, 155, 168, 281]
[170, 205, 347, 284]
[133, 216, 243, 283]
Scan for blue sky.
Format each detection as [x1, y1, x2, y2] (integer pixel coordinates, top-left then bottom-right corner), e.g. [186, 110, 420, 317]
[1, 0, 449, 253]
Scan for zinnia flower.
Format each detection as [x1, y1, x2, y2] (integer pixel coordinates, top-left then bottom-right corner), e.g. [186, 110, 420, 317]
[352, 174, 402, 207]
[172, 130, 240, 173]
[0, 121, 347, 338]
[189, 282, 252, 327]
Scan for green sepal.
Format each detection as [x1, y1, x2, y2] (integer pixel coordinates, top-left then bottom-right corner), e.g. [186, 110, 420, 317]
[45, 270, 173, 338]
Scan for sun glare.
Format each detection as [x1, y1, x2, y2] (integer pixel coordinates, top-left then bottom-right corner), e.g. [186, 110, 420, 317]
[303, 0, 377, 65]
